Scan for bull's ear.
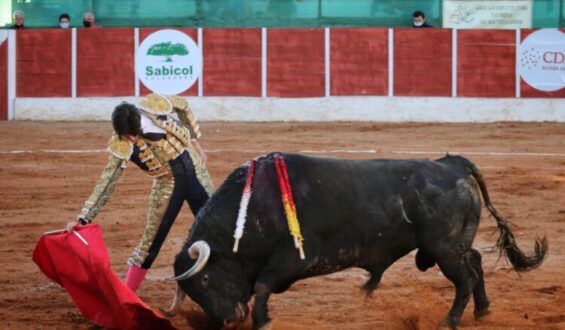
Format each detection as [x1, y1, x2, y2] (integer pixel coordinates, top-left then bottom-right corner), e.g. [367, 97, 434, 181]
[170, 241, 211, 281]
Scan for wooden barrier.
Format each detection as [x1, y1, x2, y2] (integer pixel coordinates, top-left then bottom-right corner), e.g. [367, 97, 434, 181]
[204, 28, 262, 96]
[267, 28, 325, 97]
[17, 29, 72, 97]
[77, 28, 135, 96]
[330, 28, 388, 96]
[394, 28, 452, 96]
[457, 30, 516, 97]
[2, 27, 563, 121]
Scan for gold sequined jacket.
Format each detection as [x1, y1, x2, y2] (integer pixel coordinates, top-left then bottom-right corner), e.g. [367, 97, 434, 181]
[78, 94, 213, 221]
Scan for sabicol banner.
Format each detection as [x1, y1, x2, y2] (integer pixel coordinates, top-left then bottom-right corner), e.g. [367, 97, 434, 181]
[518, 29, 565, 92]
[136, 29, 201, 95]
[443, 0, 532, 29]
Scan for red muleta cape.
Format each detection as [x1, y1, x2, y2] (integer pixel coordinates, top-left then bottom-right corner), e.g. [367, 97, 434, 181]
[32, 224, 176, 330]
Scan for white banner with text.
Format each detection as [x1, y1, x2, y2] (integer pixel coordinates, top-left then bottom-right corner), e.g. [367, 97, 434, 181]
[443, 0, 532, 29]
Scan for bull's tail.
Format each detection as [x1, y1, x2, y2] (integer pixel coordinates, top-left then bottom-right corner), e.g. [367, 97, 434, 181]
[442, 155, 548, 271]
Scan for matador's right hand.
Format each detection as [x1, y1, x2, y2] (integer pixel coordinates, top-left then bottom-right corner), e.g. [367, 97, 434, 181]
[66, 217, 89, 231]
[66, 221, 78, 231]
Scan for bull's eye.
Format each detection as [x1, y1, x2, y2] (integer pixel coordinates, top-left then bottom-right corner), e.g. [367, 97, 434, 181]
[202, 274, 209, 287]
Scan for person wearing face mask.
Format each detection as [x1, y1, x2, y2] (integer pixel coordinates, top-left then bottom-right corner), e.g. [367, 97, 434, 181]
[82, 12, 100, 28]
[59, 13, 71, 29]
[412, 10, 432, 28]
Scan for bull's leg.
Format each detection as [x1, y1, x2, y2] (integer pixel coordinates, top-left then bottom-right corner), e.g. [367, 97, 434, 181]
[250, 240, 318, 329]
[363, 244, 417, 297]
[468, 249, 490, 319]
[437, 248, 480, 329]
[252, 282, 272, 330]
[361, 269, 383, 296]
[361, 262, 396, 296]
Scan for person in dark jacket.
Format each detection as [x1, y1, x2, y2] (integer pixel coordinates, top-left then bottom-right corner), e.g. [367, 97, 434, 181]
[413, 10, 433, 28]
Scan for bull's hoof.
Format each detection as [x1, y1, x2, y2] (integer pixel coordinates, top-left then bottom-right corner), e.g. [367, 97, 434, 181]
[474, 308, 490, 319]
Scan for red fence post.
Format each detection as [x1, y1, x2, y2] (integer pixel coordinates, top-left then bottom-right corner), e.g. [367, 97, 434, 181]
[267, 28, 325, 98]
[394, 28, 453, 97]
[17, 29, 72, 97]
[77, 28, 135, 97]
[203, 28, 262, 96]
[457, 29, 516, 97]
[330, 28, 389, 96]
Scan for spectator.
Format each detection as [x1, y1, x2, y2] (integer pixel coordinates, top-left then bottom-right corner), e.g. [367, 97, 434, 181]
[412, 10, 432, 28]
[11, 10, 25, 29]
[59, 13, 71, 29]
[82, 12, 100, 28]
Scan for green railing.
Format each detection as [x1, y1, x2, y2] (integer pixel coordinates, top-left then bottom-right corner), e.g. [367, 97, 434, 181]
[5, 0, 564, 28]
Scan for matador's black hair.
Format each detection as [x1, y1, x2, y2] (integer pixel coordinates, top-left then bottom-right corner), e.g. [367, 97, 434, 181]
[112, 102, 141, 138]
[412, 10, 425, 18]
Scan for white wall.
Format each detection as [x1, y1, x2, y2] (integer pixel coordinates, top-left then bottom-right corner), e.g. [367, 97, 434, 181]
[14, 96, 565, 122]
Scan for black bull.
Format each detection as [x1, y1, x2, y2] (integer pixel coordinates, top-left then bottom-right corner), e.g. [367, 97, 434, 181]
[170, 153, 547, 329]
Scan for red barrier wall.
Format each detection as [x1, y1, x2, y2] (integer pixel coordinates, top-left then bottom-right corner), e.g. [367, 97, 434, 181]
[458, 30, 516, 97]
[6, 27, 563, 116]
[17, 29, 72, 97]
[268, 28, 325, 97]
[139, 28, 199, 97]
[331, 28, 388, 96]
[203, 29, 262, 96]
[77, 28, 135, 97]
[0, 40, 7, 120]
[395, 28, 452, 96]
[520, 29, 565, 98]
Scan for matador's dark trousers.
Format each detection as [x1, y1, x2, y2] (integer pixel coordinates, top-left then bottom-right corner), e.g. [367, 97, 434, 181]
[128, 151, 213, 268]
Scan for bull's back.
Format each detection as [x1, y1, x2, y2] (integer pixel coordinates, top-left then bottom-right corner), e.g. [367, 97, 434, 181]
[286, 152, 467, 205]
[278, 154, 476, 249]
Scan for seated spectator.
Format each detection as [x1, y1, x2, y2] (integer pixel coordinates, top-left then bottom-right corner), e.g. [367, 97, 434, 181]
[412, 10, 432, 28]
[59, 13, 71, 29]
[12, 10, 25, 29]
[82, 12, 100, 28]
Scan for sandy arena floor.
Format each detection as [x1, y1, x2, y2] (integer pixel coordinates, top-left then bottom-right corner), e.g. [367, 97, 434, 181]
[0, 121, 563, 330]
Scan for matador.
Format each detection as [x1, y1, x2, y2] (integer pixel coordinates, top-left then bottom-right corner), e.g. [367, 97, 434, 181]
[75, 93, 215, 292]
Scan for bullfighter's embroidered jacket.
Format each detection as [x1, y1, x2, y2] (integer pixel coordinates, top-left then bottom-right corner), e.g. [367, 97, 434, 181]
[77, 94, 214, 222]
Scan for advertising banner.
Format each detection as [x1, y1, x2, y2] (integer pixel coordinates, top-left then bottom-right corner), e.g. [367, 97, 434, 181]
[519, 29, 565, 92]
[136, 29, 201, 95]
[443, 0, 532, 29]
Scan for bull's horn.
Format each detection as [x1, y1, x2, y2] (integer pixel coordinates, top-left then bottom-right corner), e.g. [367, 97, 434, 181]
[170, 241, 211, 281]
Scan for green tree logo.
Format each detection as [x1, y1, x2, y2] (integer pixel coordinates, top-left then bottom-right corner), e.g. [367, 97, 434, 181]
[147, 42, 189, 62]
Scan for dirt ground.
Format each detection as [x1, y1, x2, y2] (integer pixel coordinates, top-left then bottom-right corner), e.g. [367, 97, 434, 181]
[0, 121, 563, 330]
